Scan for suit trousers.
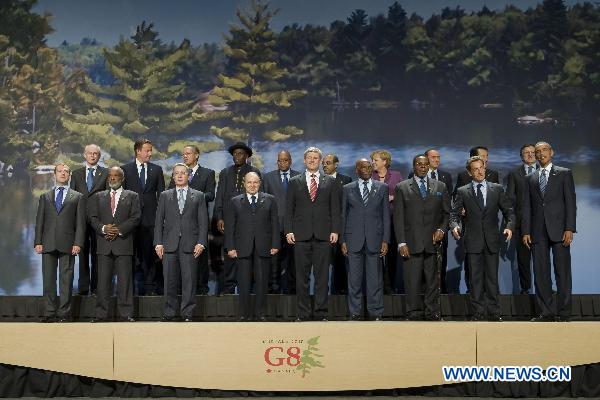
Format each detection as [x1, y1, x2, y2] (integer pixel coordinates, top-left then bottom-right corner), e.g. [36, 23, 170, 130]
[237, 250, 270, 318]
[162, 244, 198, 318]
[270, 233, 295, 294]
[514, 227, 533, 293]
[294, 239, 331, 319]
[134, 225, 161, 294]
[467, 249, 500, 317]
[347, 244, 383, 317]
[532, 228, 572, 318]
[42, 251, 75, 317]
[196, 250, 209, 294]
[403, 251, 440, 318]
[331, 242, 348, 294]
[96, 253, 133, 319]
[78, 223, 98, 294]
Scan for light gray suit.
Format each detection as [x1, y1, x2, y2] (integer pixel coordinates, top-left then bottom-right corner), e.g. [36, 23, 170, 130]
[341, 180, 390, 318]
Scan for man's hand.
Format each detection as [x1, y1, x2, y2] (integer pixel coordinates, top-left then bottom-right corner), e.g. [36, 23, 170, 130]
[341, 243, 348, 256]
[286, 233, 295, 245]
[227, 249, 237, 258]
[522, 235, 531, 250]
[155, 244, 164, 260]
[460, 207, 466, 217]
[433, 230, 444, 244]
[562, 230, 573, 247]
[380, 242, 388, 257]
[452, 226, 461, 240]
[503, 228, 512, 241]
[399, 244, 410, 259]
[193, 244, 204, 258]
[34, 245, 43, 254]
[329, 233, 338, 244]
[217, 219, 225, 234]
[71, 245, 81, 256]
[270, 248, 279, 255]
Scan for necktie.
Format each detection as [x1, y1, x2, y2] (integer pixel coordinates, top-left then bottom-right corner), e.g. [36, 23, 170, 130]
[188, 168, 193, 183]
[139, 163, 146, 189]
[362, 181, 369, 205]
[419, 178, 427, 198]
[527, 165, 534, 175]
[87, 168, 94, 192]
[309, 174, 317, 202]
[431, 170, 437, 180]
[540, 169, 547, 196]
[110, 190, 116, 217]
[251, 195, 257, 211]
[282, 172, 288, 192]
[55, 187, 64, 213]
[476, 183, 484, 208]
[178, 189, 185, 214]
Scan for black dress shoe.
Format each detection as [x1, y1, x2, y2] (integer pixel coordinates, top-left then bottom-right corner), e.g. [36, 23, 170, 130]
[520, 289, 530, 295]
[57, 317, 72, 323]
[531, 314, 555, 322]
[183, 317, 193, 322]
[488, 315, 503, 322]
[350, 314, 362, 321]
[556, 316, 571, 322]
[471, 314, 485, 321]
[369, 316, 383, 321]
[77, 290, 89, 296]
[39, 316, 56, 323]
[295, 316, 306, 322]
[124, 317, 136, 322]
[90, 317, 108, 323]
[161, 316, 174, 322]
[405, 315, 423, 321]
[237, 316, 248, 322]
[257, 316, 267, 322]
[319, 317, 328, 321]
[425, 313, 442, 321]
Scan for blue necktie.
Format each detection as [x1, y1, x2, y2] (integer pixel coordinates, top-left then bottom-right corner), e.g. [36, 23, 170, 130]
[139, 163, 146, 189]
[55, 187, 64, 213]
[419, 178, 427, 198]
[87, 168, 94, 192]
[540, 169, 547, 196]
[188, 168, 193, 183]
[527, 165, 534, 175]
[251, 195, 257, 211]
[476, 183, 484, 208]
[282, 172, 288, 192]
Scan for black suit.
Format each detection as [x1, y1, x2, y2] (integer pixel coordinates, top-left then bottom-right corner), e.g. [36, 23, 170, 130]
[122, 161, 165, 294]
[225, 192, 280, 319]
[70, 165, 109, 294]
[285, 173, 341, 319]
[169, 165, 216, 294]
[451, 182, 515, 317]
[331, 173, 352, 294]
[522, 165, 576, 319]
[88, 189, 141, 319]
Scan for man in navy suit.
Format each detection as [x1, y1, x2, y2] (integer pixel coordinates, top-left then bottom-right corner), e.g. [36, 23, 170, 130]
[122, 138, 165, 295]
[341, 159, 390, 320]
[522, 142, 576, 322]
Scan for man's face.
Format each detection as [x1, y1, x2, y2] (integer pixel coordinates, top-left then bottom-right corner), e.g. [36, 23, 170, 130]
[182, 147, 199, 167]
[232, 148, 248, 166]
[277, 151, 291, 172]
[322, 155, 337, 175]
[356, 160, 372, 180]
[244, 173, 260, 195]
[521, 146, 536, 165]
[413, 156, 429, 179]
[476, 149, 489, 166]
[55, 165, 71, 185]
[107, 169, 124, 190]
[304, 151, 321, 173]
[427, 150, 440, 169]
[84, 147, 100, 166]
[535, 143, 554, 167]
[468, 160, 486, 182]
[173, 165, 189, 187]
[136, 143, 153, 163]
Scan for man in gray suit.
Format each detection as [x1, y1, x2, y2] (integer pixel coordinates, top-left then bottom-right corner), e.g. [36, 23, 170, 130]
[88, 167, 141, 322]
[523, 141, 576, 322]
[341, 159, 390, 321]
[262, 150, 300, 294]
[34, 163, 86, 322]
[451, 156, 515, 321]
[154, 163, 208, 321]
[395, 155, 450, 321]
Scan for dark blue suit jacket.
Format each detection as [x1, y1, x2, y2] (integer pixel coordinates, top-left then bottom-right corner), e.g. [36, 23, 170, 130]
[121, 161, 165, 227]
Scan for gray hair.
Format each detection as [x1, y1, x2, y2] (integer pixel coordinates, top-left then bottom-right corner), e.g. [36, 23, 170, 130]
[303, 147, 322, 159]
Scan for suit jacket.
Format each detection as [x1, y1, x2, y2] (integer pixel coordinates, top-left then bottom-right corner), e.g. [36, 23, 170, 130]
[450, 182, 515, 253]
[505, 164, 537, 232]
[122, 161, 165, 227]
[454, 168, 499, 195]
[168, 165, 216, 203]
[154, 188, 208, 252]
[393, 178, 450, 254]
[70, 165, 109, 199]
[34, 188, 86, 253]
[284, 173, 341, 241]
[88, 189, 141, 256]
[341, 180, 390, 253]
[224, 192, 280, 257]
[408, 169, 453, 196]
[521, 165, 576, 243]
[214, 163, 260, 222]
[262, 169, 300, 231]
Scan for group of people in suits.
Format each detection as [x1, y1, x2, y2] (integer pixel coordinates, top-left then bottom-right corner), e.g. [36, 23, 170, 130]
[35, 138, 576, 323]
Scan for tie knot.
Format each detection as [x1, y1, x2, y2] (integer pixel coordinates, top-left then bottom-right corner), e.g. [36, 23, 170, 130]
[311, 174, 316, 178]
[282, 172, 287, 176]
[420, 178, 426, 183]
[58, 187, 64, 192]
[477, 183, 483, 189]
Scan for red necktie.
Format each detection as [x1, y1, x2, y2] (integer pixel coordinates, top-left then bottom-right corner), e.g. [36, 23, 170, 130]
[111, 190, 116, 217]
[309, 174, 317, 202]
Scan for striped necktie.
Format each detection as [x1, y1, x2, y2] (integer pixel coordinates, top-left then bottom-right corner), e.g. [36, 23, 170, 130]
[540, 169, 547, 196]
[362, 181, 369, 205]
[309, 174, 317, 202]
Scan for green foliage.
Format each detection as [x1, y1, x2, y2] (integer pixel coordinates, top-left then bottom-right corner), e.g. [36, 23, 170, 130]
[296, 336, 325, 378]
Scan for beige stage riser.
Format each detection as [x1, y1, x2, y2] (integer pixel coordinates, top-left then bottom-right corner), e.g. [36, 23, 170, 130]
[0, 322, 598, 391]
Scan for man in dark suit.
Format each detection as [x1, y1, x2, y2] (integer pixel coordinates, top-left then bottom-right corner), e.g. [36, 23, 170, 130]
[154, 163, 208, 321]
[323, 153, 352, 295]
[122, 138, 165, 295]
[451, 156, 515, 321]
[34, 163, 86, 322]
[505, 144, 537, 294]
[225, 172, 280, 321]
[214, 142, 260, 294]
[262, 150, 300, 294]
[286, 147, 341, 321]
[522, 142, 576, 322]
[88, 167, 141, 322]
[168, 144, 216, 295]
[395, 155, 450, 320]
[70, 144, 109, 295]
[341, 159, 390, 321]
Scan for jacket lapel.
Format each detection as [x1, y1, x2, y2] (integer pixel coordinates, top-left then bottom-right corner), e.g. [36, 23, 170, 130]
[92, 167, 104, 191]
[409, 179, 422, 199]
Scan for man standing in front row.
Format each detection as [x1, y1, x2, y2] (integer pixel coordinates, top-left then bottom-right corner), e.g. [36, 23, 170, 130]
[341, 159, 389, 321]
[286, 147, 341, 321]
[154, 164, 208, 322]
[522, 142, 576, 322]
[451, 156, 514, 321]
[34, 163, 85, 322]
[395, 155, 450, 321]
[88, 167, 141, 322]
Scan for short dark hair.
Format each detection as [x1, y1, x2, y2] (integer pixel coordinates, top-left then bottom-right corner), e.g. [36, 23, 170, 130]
[134, 138, 152, 153]
[184, 144, 200, 155]
[324, 154, 339, 163]
[520, 143, 535, 156]
[466, 156, 485, 171]
[424, 148, 437, 157]
[413, 154, 428, 166]
[469, 146, 488, 157]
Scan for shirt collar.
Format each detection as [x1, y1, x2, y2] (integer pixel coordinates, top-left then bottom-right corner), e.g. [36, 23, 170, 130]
[176, 185, 189, 192]
[55, 185, 69, 191]
[111, 187, 123, 194]
[359, 178, 372, 185]
[188, 164, 199, 175]
[472, 179, 487, 187]
[329, 172, 337, 179]
[136, 159, 145, 168]
[306, 170, 320, 178]
[86, 163, 98, 170]
[540, 163, 553, 173]
[246, 192, 258, 201]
